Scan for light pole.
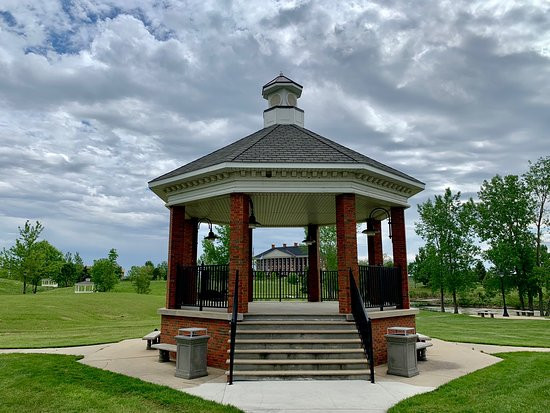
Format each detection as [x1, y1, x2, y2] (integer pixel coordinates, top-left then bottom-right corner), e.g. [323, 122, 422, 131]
[498, 272, 509, 317]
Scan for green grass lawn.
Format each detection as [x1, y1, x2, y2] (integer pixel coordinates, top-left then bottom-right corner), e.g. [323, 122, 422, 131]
[0, 281, 165, 348]
[416, 309, 550, 348]
[0, 278, 48, 294]
[389, 352, 550, 413]
[0, 353, 241, 413]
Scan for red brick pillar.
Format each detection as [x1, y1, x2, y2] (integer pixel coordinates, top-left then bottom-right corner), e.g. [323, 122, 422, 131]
[229, 193, 250, 313]
[248, 228, 254, 302]
[307, 224, 321, 302]
[367, 219, 383, 266]
[166, 207, 196, 309]
[336, 194, 359, 314]
[391, 207, 410, 309]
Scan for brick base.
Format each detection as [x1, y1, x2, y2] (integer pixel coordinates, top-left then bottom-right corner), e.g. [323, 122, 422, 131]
[371, 315, 416, 365]
[160, 315, 229, 369]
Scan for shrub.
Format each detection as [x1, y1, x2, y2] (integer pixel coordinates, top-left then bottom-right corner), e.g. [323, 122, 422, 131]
[90, 259, 119, 292]
[128, 265, 152, 294]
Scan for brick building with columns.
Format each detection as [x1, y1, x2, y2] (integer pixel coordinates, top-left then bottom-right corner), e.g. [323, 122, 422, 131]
[148, 74, 424, 379]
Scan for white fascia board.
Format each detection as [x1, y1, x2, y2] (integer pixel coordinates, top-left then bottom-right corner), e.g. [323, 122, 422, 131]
[149, 162, 425, 191]
[165, 177, 410, 207]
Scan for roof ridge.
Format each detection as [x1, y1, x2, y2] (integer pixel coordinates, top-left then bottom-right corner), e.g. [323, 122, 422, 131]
[235, 124, 282, 160]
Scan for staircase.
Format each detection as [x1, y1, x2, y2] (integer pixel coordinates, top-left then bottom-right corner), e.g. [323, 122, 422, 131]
[226, 313, 371, 381]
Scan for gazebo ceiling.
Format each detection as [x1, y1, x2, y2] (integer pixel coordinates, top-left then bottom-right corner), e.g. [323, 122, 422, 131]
[183, 192, 398, 227]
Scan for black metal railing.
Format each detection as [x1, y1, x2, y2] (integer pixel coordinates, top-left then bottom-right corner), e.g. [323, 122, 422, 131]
[349, 269, 375, 384]
[178, 264, 229, 310]
[320, 270, 338, 301]
[252, 270, 308, 301]
[228, 270, 239, 385]
[358, 265, 402, 310]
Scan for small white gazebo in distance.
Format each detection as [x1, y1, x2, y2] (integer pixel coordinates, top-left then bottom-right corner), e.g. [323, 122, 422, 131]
[41, 278, 58, 288]
[74, 278, 94, 293]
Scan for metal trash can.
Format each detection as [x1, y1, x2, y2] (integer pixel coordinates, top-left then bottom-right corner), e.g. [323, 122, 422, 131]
[385, 327, 419, 377]
[175, 327, 210, 379]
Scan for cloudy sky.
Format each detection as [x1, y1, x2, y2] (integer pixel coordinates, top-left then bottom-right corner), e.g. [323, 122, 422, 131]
[0, 0, 548, 269]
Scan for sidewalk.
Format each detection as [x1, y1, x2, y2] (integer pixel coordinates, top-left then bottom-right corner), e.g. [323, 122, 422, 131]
[6, 337, 547, 412]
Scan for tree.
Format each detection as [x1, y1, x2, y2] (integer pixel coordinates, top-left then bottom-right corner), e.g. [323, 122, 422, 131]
[409, 244, 446, 309]
[30, 240, 64, 293]
[416, 188, 478, 313]
[58, 262, 77, 287]
[0, 221, 44, 294]
[128, 265, 153, 294]
[156, 261, 168, 280]
[91, 249, 120, 292]
[474, 261, 487, 283]
[476, 175, 535, 310]
[524, 156, 550, 315]
[319, 226, 337, 271]
[108, 248, 124, 279]
[200, 225, 230, 265]
[74, 252, 85, 281]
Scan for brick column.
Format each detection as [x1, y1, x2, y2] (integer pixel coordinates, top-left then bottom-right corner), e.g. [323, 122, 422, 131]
[391, 207, 410, 309]
[307, 224, 321, 302]
[166, 207, 196, 309]
[248, 228, 254, 302]
[336, 194, 359, 314]
[229, 193, 250, 313]
[367, 219, 384, 266]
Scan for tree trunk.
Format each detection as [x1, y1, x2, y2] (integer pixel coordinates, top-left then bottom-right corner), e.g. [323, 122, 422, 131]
[440, 287, 445, 312]
[538, 287, 544, 317]
[528, 291, 534, 311]
[518, 285, 525, 310]
[23, 277, 27, 294]
[452, 289, 458, 314]
[33, 283, 37, 294]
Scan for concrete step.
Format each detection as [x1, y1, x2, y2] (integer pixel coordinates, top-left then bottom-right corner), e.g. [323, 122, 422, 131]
[226, 369, 372, 381]
[229, 348, 366, 360]
[243, 314, 346, 321]
[233, 330, 360, 340]
[237, 321, 355, 330]
[232, 338, 362, 350]
[229, 358, 369, 371]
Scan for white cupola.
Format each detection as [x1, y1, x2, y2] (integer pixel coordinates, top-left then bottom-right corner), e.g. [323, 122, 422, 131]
[262, 73, 304, 128]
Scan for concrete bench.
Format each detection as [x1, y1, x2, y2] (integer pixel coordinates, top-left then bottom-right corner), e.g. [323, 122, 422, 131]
[416, 341, 433, 361]
[477, 310, 496, 318]
[515, 310, 534, 316]
[143, 330, 161, 350]
[151, 343, 177, 362]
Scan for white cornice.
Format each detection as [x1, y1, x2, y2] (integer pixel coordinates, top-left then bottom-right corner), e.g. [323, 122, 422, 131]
[148, 161, 425, 191]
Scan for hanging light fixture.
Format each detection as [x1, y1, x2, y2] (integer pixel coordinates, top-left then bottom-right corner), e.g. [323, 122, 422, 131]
[248, 198, 261, 229]
[302, 234, 316, 246]
[362, 207, 392, 239]
[198, 218, 219, 242]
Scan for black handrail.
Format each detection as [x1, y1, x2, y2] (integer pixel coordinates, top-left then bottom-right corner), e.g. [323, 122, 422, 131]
[349, 268, 375, 384]
[228, 270, 239, 385]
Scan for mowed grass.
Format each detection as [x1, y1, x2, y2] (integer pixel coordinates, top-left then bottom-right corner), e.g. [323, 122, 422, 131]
[0, 280, 166, 348]
[389, 352, 550, 413]
[416, 309, 550, 348]
[0, 278, 48, 294]
[0, 354, 241, 413]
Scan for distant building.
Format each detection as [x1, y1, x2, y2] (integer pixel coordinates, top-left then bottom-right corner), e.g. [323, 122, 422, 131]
[41, 278, 58, 288]
[75, 278, 94, 293]
[254, 243, 308, 272]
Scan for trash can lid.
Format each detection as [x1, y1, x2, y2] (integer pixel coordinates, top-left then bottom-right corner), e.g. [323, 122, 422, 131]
[387, 327, 416, 336]
[179, 327, 207, 337]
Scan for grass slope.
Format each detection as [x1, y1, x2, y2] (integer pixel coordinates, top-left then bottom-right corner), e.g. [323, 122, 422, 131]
[0, 282, 165, 348]
[416, 310, 550, 348]
[0, 278, 47, 294]
[0, 354, 241, 413]
[389, 352, 550, 413]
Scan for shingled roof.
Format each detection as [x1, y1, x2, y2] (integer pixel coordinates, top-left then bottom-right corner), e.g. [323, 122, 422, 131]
[149, 124, 423, 184]
[254, 244, 307, 259]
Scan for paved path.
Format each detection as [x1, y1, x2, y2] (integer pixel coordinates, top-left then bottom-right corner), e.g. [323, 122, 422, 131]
[1, 338, 548, 412]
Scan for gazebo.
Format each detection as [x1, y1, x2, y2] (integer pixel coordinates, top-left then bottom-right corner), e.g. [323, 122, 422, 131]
[75, 278, 94, 293]
[148, 74, 424, 380]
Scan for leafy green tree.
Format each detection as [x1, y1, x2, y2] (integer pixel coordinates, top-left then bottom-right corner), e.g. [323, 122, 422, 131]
[416, 188, 478, 313]
[476, 175, 536, 310]
[409, 244, 446, 310]
[524, 156, 550, 315]
[128, 265, 153, 294]
[58, 262, 77, 287]
[91, 250, 120, 292]
[156, 261, 168, 280]
[74, 252, 85, 281]
[0, 221, 44, 294]
[31, 240, 64, 293]
[474, 261, 487, 283]
[319, 226, 337, 271]
[200, 225, 230, 265]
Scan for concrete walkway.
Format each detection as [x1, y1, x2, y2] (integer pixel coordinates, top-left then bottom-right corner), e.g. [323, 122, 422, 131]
[1, 339, 548, 412]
